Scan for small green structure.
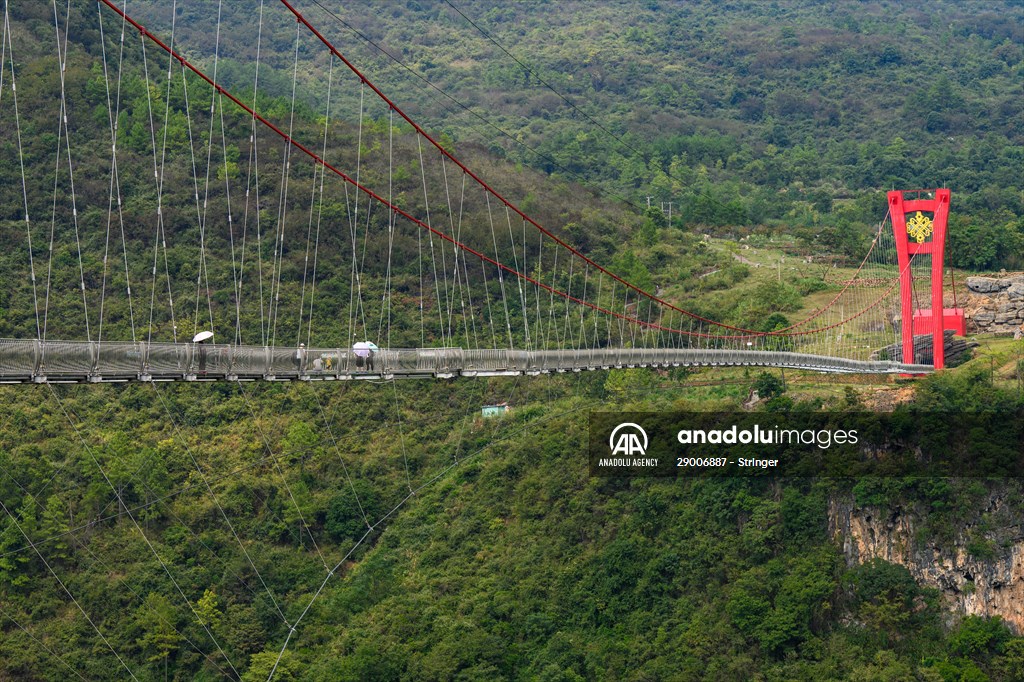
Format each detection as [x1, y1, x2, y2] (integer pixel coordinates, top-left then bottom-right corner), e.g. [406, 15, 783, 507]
[481, 402, 510, 418]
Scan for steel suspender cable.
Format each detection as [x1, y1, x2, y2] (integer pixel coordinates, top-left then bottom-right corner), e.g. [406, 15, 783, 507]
[306, 58, 333, 347]
[457, 173, 475, 347]
[140, 9, 163, 346]
[0, 494, 141, 680]
[220, 77, 243, 347]
[179, 56, 212, 340]
[440, 155, 458, 341]
[1, 1, 41, 340]
[444, 161, 470, 345]
[382, 106, 395, 349]
[236, 383, 330, 572]
[145, 0, 180, 344]
[281, 0, 891, 343]
[537, 228, 549, 352]
[53, 0, 91, 343]
[270, 19, 303, 350]
[150, 383, 291, 630]
[485, 191, 513, 348]
[578, 264, 590, 350]
[417, 137, 448, 347]
[238, 0, 269, 346]
[96, 0, 136, 344]
[349, 82, 365, 346]
[481, 256, 498, 348]
[562, 253, 575, 348]
[200, 0, 228, 343]
[358, 183, 374, 342]
[97, 2, 118, 344]
[438, 157, 456, 343]
[547, 240, 560, 348]
[101, 0, 907, 348]
[0, 602, 91, 682]
[301, 55, 334, 347]
[505, 206, 530, 349]
[309, 384, 372, 527]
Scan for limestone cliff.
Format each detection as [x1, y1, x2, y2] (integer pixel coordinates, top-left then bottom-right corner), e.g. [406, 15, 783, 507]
[829, 492, 1024, 634]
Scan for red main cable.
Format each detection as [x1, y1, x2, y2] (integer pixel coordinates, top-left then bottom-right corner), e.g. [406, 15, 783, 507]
[277, 0, 895, 339]
[96, 0, 894, 342]
[277, 0, 784, 336]
[92, 0, 712, 340]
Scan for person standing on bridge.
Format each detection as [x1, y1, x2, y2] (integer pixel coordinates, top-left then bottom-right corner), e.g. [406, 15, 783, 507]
[294, 343, 306, 373]
[352, 341, 378, 371]
[193, 331, 214, 373]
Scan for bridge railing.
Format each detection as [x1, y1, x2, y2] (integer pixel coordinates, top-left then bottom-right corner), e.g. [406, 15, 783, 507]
[0, 339, 37, 378]
[0, 339, 933, 381]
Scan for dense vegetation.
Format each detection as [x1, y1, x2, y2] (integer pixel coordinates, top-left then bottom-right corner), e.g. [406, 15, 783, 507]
[0, 1, 1022, 680]
[261, 0, 1024, 269]
[1, 371, 1022, 680]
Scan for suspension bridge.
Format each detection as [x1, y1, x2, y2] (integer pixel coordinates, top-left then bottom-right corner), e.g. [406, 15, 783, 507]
[0, 2, 982, 680]
[0, 1, 957, 384]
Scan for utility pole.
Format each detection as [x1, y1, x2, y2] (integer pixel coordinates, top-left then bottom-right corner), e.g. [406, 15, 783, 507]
[661, 201, 674, 222]
[646, 196, 653, 209]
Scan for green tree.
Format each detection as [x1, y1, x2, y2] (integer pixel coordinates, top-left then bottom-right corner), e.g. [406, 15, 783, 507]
[326, 480, 382, 542]
[753, 372, 785, 400]
[611, 249, 655, 293]
[604, 368, 656, 397]
[0, 496, 36, 587]
[949, 615, 1012, 659]
[242, 650, 301, 682]
[195, 588, 223, 632]
[38, 495, 71, 564]
[135, 593, 183, 669]
[0, 517, 30, 587]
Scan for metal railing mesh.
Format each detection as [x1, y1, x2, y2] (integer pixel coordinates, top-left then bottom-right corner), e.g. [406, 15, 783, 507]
[0, 339, 934, 383]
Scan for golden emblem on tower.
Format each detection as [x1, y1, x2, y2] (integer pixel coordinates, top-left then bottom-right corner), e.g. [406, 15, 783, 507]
[906, 211, 933, 244]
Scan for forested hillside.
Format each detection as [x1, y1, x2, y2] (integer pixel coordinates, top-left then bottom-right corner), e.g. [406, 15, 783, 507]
[2, 371, 1023, 680]
[105, 0, 1024, 271]
[1, 1, 1022, 681]
[168, 0, 1021, 269]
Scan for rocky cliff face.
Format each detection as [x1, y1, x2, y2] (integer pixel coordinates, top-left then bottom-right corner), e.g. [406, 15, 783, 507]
[965, 274, 1024, 335]
[829, 493, 1024, 634]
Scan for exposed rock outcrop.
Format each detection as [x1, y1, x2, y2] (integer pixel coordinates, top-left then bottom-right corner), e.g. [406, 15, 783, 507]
[829, 493, 1024, 634]
[965, 274, 1024, 334]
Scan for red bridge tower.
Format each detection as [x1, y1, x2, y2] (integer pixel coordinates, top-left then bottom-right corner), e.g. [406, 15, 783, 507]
[888, 188, 965, 369]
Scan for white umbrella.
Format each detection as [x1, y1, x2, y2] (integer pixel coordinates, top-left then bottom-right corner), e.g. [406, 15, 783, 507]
[352, 341, 380, 358]
[193, 331, 214, 343]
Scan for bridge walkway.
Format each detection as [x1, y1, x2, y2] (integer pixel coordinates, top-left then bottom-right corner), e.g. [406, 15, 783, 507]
[0, 340, 933, 384]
